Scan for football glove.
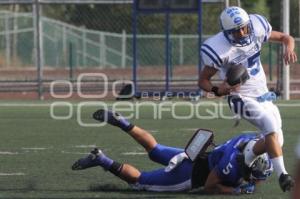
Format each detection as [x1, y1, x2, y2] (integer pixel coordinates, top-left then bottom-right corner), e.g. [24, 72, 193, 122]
[233, 182, 255, 194]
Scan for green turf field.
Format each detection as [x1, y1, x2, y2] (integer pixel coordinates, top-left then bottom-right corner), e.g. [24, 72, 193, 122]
[0, 100, 298, 199]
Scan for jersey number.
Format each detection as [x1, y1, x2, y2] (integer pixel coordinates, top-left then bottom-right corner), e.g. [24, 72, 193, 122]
[247, 51, 261, 76]
[222, 163, 233, 175]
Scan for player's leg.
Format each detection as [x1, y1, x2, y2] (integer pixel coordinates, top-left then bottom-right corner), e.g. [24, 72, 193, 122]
[269, 103, 284, 147]
[229, 98, 281, 159]
[71, 148, 141, 184]
[244, 101, 288, 174]
[128, 126, 184, 165]
[235, 98, 293, 191]
[128, 126, 157, 152]
[71, 148, 192, 190]
[118, 164, 141, 184]
[132, 160, 193, 192]
[93, 109, 156, 152]
[244, 132, 293, 191]
[93, 109, 184, 165]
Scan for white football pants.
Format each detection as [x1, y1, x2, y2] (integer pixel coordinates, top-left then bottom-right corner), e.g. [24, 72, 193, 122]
[228, 96, 283, 146]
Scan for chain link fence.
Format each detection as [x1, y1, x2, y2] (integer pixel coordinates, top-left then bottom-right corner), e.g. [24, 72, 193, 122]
[0, 0, 298, 98]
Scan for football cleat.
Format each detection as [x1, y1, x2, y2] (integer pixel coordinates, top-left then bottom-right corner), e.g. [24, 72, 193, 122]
[92, 109, 134, 131]
[71, 148, 102, 170]
[279, 173, 294, 192]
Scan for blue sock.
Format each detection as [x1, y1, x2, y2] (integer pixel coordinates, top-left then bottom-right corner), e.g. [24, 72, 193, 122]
[96, 155, 123, 176]
[118, 116, 134, 132]
[96, 154, 113, 170]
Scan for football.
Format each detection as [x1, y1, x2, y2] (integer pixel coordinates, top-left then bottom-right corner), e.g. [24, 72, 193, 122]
[226, 63, 250, 86]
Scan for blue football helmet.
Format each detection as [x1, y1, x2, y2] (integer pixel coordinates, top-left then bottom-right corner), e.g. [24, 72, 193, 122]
[220, 6, 254, 47]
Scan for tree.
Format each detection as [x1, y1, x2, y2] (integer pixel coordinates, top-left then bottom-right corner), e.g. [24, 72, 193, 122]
[290, 0, 300, 36]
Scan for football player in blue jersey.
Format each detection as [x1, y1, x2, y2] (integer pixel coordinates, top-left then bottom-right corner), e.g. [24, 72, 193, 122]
[71, 109, 273, 195]
[198, 6, 297, 191]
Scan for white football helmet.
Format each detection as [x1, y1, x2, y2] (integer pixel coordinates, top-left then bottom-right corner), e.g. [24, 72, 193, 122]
[250, 153, 273, 180]
[219, 6, 253, 46]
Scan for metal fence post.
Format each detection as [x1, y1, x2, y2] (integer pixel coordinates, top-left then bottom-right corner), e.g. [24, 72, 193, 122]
[179, 36, 184, 65]
[100, 32, 106, 67]
[5, 12, 11, 67]
[62, 25, 67, 66]
[268, 43, 273, 81]
[283, 0, 290, 100]
[33, 0, 43, 100]
[82, 30, 87, 67]
[121, 29, 127, 68]
[69, 42, 73, 80]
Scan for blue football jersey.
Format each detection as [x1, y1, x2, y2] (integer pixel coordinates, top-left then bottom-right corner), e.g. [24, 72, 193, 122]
[208, 133, 258, 187]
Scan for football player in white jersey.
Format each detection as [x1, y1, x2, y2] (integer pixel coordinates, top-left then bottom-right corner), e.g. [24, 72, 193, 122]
[199, 6, 297, 192]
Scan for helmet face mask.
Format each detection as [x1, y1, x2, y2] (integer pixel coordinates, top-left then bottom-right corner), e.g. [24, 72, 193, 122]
[220, 6, 254, 47]
[249, 153, 273, 181]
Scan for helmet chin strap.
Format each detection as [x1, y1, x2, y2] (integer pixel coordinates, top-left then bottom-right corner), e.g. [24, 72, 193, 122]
[236, 35, 251, 46]
[227, 34, 252, 47]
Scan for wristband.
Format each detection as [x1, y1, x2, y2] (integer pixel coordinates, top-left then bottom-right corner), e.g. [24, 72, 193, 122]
[211, 86, 221, 96]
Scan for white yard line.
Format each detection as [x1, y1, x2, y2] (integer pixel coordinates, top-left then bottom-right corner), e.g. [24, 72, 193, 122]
[74, 145, 97, 148]
[148, 130, 159, 133]
[0, 103, 52, 107]
[0, 172, 25, 176]
[181, 128, 199, 132]
[276, 103, 300, 107]
[122, 152, 147, 155]
[241, 131, 258, 133]
[22, 147, 49, 150]
[61, 151, 88, 155]
[0, 151, 18, 155]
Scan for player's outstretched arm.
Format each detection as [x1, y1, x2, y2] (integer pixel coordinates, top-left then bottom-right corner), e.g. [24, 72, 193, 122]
[198, 66, 218, 92]
[204, 168, 255, 195]
[204, 169, 234, 194]
[269, 31, 298, 64]
[203, 169, 240, 194]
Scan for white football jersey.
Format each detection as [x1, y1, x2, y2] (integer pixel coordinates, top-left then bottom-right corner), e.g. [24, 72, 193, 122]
[201, 14, 272, 97]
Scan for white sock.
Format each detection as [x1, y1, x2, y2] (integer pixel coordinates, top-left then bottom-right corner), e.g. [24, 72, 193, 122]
[271, 156, 288, 177]
[244, 140, 257, 166]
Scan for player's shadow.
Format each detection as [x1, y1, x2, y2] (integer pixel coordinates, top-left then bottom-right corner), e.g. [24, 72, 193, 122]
[88, 183, 173, 198]
[0, 183, 208, 199]
[88, 183, 208, 198]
